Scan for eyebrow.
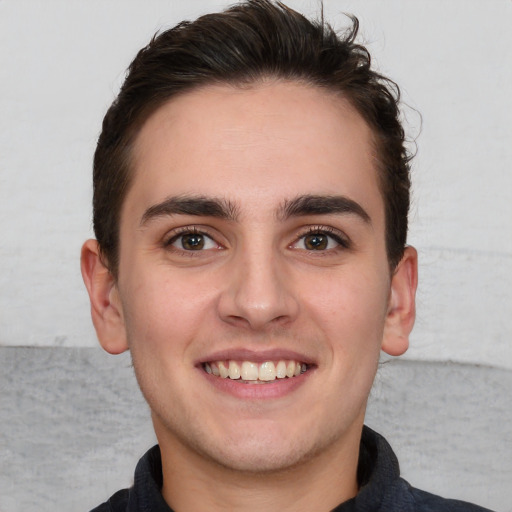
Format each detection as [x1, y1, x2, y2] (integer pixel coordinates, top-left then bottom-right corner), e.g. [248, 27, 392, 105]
[140, 193, 371, 226]
[140, 195, 239, 226]
[279, 194, 371, 224]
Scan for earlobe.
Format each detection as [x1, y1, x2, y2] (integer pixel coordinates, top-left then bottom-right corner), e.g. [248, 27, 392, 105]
[80, 239, 128, 354]
[381, 246, 418, 356]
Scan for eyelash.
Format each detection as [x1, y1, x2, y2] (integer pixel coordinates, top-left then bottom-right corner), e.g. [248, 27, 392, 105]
[164, 226, 220, 254]
[163, 225, 351, 255]
[294, 226, 351, 251]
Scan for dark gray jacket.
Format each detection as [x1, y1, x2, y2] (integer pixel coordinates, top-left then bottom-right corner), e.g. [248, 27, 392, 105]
[90, 426, 493, 512]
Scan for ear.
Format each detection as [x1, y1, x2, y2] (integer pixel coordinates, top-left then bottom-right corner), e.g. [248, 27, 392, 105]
[381, 246, 418, 356]
[80, 239, 128, 354]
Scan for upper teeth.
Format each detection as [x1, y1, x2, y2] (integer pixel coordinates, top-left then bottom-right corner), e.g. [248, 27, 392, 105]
[204, 360, 307, 381]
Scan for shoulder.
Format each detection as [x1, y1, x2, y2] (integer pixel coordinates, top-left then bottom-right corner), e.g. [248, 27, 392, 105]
[89, 488, 129, 512]
[359, 427, 494, 512]
[400, 480, 495, 512]
[88, 444, 165, 512]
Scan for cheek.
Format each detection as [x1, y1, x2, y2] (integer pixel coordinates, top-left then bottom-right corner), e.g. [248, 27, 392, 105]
[316, 264, 388, 310]
[121, 271, 215, 352]
[305, 268, 390, 347]
[120, 273, 207, 404]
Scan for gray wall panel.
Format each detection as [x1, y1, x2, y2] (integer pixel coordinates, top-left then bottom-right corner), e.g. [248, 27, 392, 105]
[1, 347, 510, 511]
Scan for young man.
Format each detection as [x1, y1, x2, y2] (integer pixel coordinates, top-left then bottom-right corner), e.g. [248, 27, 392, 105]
[81, 1, 493, 511]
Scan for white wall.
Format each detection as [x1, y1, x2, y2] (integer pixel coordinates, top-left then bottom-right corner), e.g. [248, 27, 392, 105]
[1, 2, 511, 511]
[1, 1, 511, 363]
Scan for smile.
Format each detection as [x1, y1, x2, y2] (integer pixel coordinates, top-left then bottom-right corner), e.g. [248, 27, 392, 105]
[203, 360, 308, 383]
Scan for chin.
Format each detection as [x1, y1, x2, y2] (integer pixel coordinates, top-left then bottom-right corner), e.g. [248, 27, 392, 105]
[184, 419, 339, 474]
[204, 437, 317, 474]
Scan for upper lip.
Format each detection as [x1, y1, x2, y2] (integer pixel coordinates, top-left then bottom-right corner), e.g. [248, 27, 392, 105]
[196, 348, 316, 366]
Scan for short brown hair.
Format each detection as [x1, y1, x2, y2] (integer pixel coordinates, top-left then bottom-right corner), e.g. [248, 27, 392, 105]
[93, 0, 412, 276]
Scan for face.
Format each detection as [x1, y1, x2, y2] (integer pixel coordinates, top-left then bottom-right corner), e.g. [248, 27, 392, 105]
[88, 81, 416, 474]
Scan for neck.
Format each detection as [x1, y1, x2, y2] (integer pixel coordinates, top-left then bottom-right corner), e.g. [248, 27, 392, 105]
[155, 422, 362, 512]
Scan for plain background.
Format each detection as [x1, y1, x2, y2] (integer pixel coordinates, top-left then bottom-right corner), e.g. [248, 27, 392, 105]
[0, 1, 511, 511]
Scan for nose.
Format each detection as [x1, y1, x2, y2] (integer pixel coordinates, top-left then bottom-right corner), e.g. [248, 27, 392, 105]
[217, 246, 299, 331]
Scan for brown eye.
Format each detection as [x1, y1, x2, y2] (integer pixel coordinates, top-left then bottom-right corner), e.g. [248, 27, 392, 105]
[292, 229, 348, 252]
[181, 233, 205, 250]
[168, 231, 218, 251]
[303, 233, 329, 250]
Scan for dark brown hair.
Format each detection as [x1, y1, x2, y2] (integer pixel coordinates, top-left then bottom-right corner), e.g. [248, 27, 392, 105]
[93, 0, 412, 276]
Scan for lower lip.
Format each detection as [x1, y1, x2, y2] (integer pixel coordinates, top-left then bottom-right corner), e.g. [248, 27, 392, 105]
[199, 367, 313, 399]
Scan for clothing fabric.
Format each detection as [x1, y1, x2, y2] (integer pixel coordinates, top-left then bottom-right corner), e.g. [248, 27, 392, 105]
[90, 426, 493, 512]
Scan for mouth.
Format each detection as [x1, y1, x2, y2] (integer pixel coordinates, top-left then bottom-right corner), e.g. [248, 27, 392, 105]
[203, 360, 309, 384]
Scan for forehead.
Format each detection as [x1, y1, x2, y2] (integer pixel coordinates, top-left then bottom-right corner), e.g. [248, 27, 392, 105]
[127, 81, 382, 222]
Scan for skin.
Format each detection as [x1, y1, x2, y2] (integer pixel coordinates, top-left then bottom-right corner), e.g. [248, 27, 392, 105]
[82, 81, 417, 512]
